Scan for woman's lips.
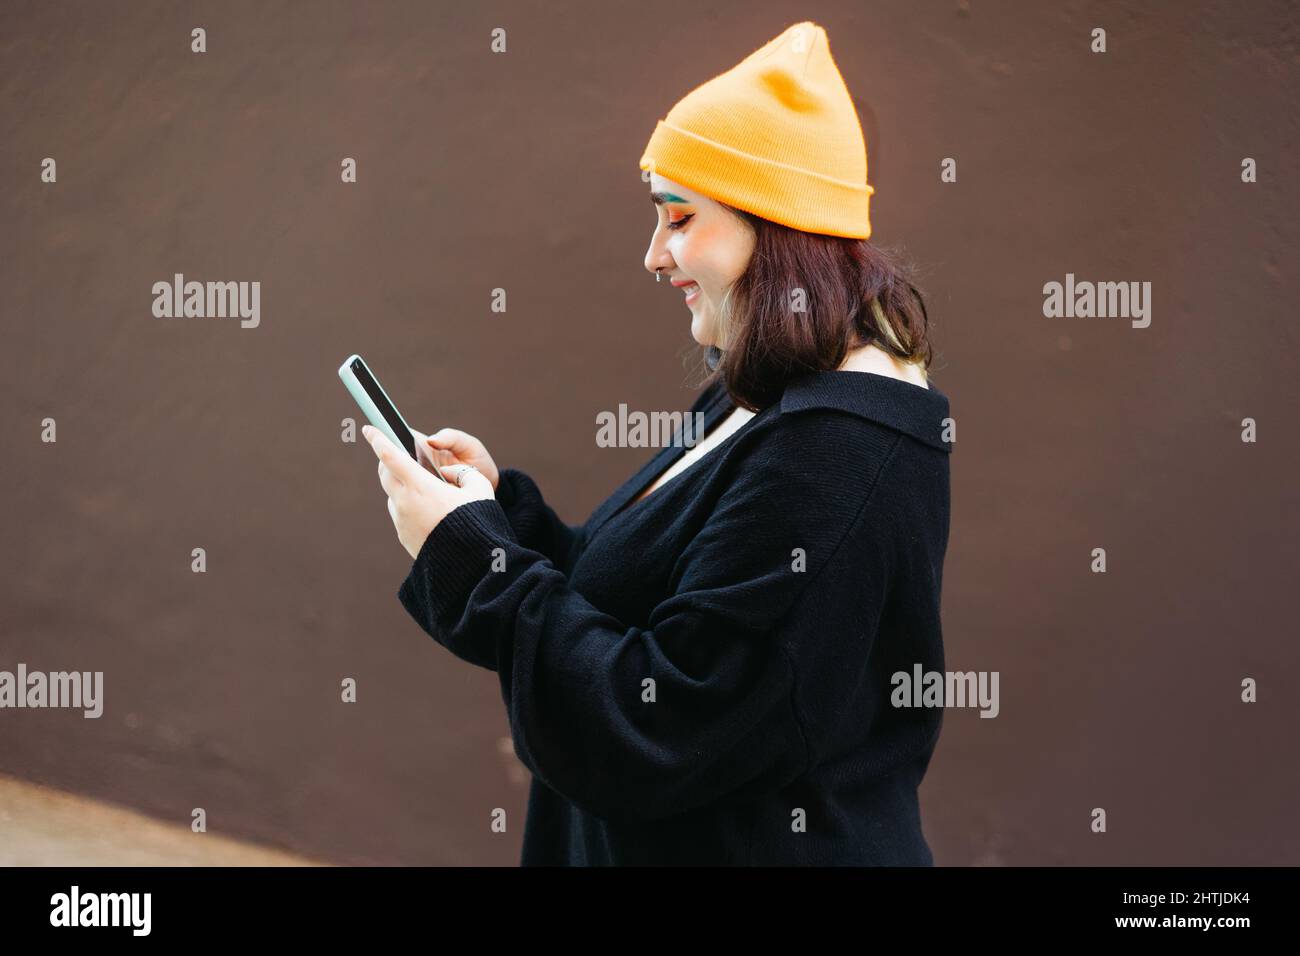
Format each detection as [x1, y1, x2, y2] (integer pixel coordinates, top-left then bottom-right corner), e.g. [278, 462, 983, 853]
[680, 281, 701, 304]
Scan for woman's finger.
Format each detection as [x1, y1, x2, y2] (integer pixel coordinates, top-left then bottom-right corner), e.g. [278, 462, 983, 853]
[458, 467, 495, 497]
[410, 428, 442, 455]
[422, 436, 468, 472]
[364, 426, 421, 486]
[378, 454, 404, 485]
[427, 427, 479, 457]
[377, 458, 403, 498]
[444, 464, 494, 497]
[428, 449, 462, 471]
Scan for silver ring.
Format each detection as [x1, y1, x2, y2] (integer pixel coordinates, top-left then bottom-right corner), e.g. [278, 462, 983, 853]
[453, 464, 479, 487]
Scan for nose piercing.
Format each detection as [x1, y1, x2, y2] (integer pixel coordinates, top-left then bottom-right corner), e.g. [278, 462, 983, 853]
[656, 268, 663, 283]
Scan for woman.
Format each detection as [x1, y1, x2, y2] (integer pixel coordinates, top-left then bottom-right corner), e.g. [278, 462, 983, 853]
[365, 21, 952, 865]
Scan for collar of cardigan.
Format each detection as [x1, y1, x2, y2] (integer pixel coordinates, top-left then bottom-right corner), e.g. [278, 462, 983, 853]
[779, 369, 953, 453]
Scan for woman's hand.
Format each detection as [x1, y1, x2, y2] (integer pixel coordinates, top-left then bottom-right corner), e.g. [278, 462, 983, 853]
[364, 425, 495, 560]
[412, 426, 502, 491]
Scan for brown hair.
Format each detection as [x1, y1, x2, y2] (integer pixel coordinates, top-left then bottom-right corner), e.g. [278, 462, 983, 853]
[705, 205, 934, 411]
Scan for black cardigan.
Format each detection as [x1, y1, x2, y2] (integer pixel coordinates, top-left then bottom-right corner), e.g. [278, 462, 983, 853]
[397, 369, 953, 865]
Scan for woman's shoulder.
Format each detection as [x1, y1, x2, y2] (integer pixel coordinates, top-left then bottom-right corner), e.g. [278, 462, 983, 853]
[701, 372, 951, 545]
[689, 369, 952, 503]
[774, 369, 952, 455]
[710, 367, 951, 464]
[701, 368, 949, 449]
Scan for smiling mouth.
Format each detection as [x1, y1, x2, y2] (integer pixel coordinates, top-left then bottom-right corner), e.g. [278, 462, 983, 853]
[680, 282, 701, 301]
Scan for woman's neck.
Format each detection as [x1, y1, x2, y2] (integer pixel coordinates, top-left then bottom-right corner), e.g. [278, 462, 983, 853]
[838, 342, 929, 388]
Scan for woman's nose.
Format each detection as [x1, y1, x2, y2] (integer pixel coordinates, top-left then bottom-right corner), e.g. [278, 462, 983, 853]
[645, 223, 672, 274]
[645, 252, 670, 277]
[645, 240, 672, 277]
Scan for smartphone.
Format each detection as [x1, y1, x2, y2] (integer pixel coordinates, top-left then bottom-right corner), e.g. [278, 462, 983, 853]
[338, 354, 447, 481]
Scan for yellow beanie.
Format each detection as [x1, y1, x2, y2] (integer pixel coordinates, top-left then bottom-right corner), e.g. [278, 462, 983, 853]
[639, 21, 874, 240]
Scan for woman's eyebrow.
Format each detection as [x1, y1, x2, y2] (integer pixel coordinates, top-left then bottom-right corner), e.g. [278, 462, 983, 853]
[650, 191, 690, 205]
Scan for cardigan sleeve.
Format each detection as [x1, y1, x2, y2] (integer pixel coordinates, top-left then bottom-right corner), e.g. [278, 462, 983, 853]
[492, 467, 583, 568]
[396, 411, 886, 824]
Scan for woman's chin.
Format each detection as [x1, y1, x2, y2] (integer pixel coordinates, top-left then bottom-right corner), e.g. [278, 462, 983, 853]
[689, 312, 715, 348]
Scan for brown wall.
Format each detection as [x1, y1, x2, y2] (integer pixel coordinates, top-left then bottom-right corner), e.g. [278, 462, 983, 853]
[1, 0, 1296, 865]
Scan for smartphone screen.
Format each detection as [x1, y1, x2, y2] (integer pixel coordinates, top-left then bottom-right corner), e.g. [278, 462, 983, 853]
[339, 354, 446, 481]
[349, 356, 416, 458]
